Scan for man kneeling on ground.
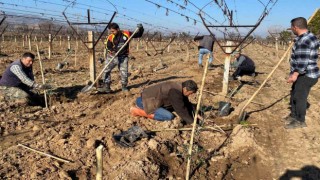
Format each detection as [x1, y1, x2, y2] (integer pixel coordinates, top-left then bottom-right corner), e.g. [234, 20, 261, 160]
[230, 51, 256, 80]
[130, 80, 200, 125]
[0, 52, 51, 106]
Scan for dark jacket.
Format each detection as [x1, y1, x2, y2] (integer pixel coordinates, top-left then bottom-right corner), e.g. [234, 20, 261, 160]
[0, 59, 34, 92]
[141, 81, 194, 124]
[106, 27, 144, 57]
[236, 55, 255, 70]
[194, 35, 214, 51]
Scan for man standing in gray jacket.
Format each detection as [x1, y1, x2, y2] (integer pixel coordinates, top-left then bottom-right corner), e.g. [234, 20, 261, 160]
[194, 35, 215, 68]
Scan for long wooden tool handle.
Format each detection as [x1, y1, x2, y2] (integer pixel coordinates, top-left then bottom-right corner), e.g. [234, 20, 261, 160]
[239, 8, 319, 117]
[18, 143, 71, 163]
[239, 44, 293, 116]
[89, 27, 140, 87]
[185, 54, 210, 180]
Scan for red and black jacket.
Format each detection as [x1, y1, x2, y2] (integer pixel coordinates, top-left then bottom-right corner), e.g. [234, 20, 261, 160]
[105, 28, 144, 57]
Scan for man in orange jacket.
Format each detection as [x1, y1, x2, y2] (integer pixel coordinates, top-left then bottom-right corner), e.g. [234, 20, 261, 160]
[99, 23, 144, 93]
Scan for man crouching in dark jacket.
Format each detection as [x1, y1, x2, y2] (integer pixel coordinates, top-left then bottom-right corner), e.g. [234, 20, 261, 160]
[230, 51, 256, 80]
[130, 80, 200, 125]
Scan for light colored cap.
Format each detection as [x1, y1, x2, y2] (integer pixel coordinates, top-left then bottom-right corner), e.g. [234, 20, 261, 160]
[231, 51, 240, 55]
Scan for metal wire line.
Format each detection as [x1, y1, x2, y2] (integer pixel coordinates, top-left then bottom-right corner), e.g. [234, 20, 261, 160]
[0, 2, 99, 22]
[0, 7, 81, 24]
[1, 1, 175, 33]
[60, 0, 182, 33]
[1, 0, 207, 35]
[144, 0, 201, 24]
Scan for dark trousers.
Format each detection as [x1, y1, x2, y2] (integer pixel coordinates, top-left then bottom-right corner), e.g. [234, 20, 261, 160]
[290, 75, 318, 122]
[24, 89, 45, 107]
[232, 65, 255, 78]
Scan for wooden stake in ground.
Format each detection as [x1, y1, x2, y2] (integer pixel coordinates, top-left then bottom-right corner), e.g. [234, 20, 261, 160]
[88, 31, 96, 83]
[136, 39, 139, 51]
[238, 8, 319, 121]
[28, 35, 32, 51]
[18, 144, 71, 163]
[67, 36, 71, 50]
[222, 41, 233, 95]
[96, 145, 104, 180]
[74, 42, 77, 67]
[22, 34, 25, 47]
[185, 55, 210, 180]
[59, 35, 62, 47]
[275, 37, 279, 58]
[36, 44, 48, 108]
[48, 34, 52, 60]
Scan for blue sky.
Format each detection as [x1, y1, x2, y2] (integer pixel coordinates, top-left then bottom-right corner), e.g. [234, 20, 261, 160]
[0, 0, 319, 37]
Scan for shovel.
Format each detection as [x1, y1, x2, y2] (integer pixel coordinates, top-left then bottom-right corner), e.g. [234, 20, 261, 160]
[81, 27, 140, 93]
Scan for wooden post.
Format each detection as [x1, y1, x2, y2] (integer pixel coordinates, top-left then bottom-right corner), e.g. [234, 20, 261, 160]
[67, 36, 71, 50]
[167, 38, 171, 52]
[59, 35, 62, 47]
[76, 37, 78, 49]
[275, 37, 279, 58]
[22, 34, 25, 47]
[222, 41, 233, 95]
[103, 47, 106, 59]
[145, 39, 148, 51]
[48, 34, 52, 60]
[75, 42, 77, 67]
[186, 44, 190, 61]
[28, 35, 32, 51]
[96, 145, 103, 180]
[88, 31, 96, 82]
[136, 39, 139, 51]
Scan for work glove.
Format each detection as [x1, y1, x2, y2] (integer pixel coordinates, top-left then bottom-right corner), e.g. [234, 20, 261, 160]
[33, 83, 52, 90]
[137, 23, 143, 29]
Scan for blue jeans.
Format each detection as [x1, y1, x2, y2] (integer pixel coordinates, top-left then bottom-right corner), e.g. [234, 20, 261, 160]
[198, 48, 213, 65]
[136, 97, 175, 121]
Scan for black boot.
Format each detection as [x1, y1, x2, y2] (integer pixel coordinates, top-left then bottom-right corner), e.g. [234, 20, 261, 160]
[98, 84, 112, 93]
[122, 84, 129, 92]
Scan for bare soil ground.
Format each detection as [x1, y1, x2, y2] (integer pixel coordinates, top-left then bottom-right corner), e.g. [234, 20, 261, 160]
[0, 39, 320, 179]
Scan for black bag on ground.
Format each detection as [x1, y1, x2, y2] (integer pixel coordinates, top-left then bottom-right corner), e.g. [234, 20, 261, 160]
[113, 126, 149, 148]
